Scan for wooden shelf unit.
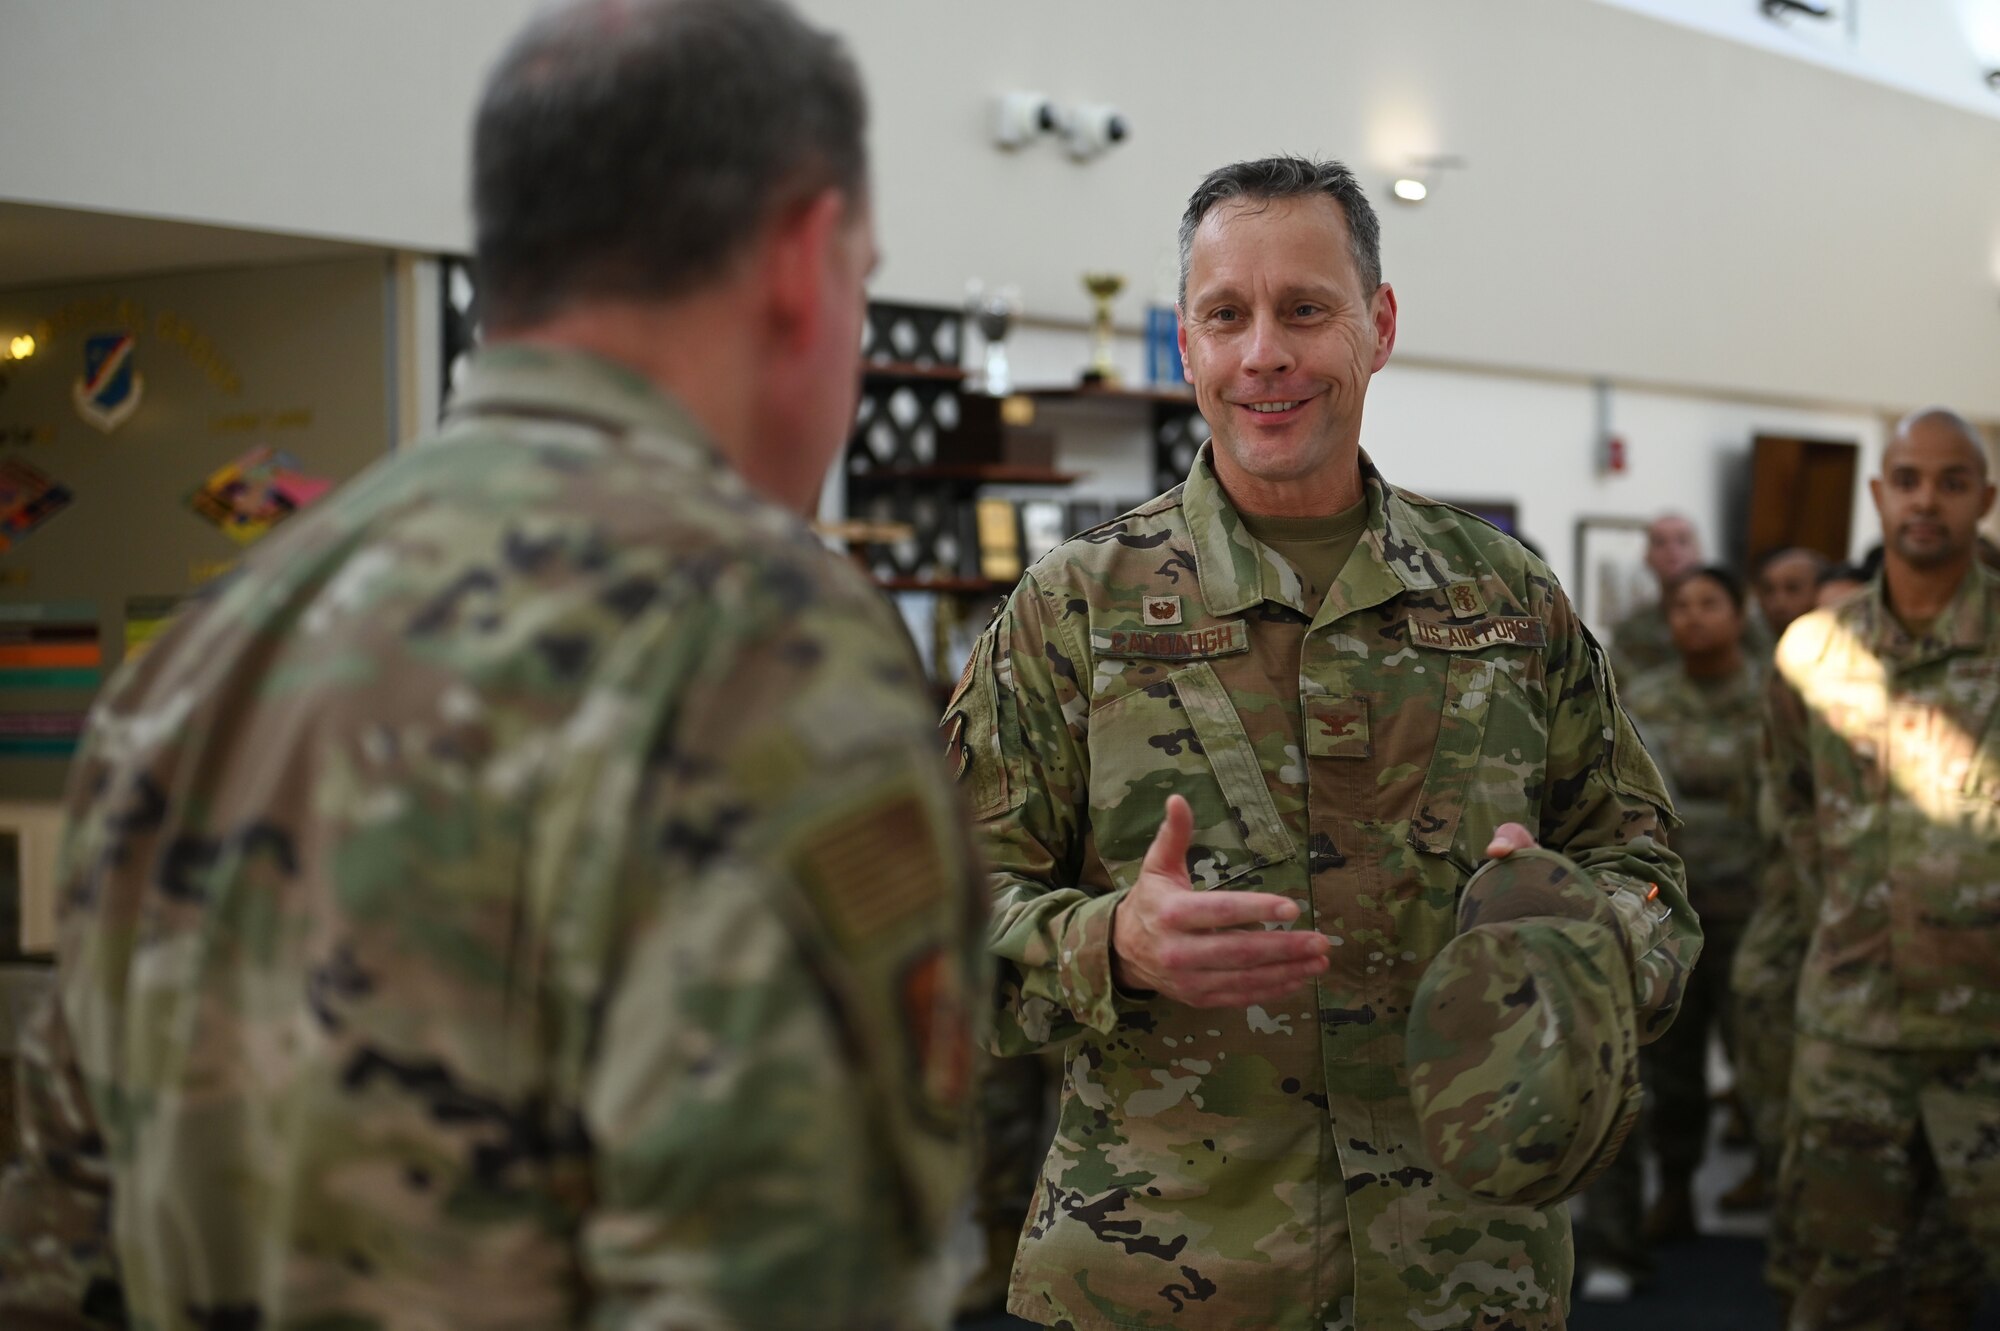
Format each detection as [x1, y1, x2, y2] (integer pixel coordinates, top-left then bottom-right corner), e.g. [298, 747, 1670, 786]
[846, 464, 1080, 487]
[860, 359, 965, 382]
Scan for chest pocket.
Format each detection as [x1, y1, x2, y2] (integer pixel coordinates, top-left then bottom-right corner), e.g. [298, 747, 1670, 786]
[1408, 655, 1502, 870]
[1086, 662, 1294, 891]
[1948, 658, 2000, 801]
[1808, 674, 1888, 808]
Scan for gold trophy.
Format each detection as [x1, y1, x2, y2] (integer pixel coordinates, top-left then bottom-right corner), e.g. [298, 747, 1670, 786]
[1081, 271, 1125, 386]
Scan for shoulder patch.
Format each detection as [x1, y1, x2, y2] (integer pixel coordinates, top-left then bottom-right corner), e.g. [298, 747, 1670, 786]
[794, 793, 944, 947]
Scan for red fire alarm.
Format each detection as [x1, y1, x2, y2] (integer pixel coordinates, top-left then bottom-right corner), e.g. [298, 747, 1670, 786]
[1602, 433, 1627, 474]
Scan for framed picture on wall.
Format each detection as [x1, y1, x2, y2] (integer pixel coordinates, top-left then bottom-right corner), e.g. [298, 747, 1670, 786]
[1572, 514, 1654, 632]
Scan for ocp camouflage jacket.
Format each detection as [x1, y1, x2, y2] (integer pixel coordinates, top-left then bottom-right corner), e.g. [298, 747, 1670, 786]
[955, 446, 1697, 1331]
[1767, 565, 2000, 1049]
[1621, 661, 1765, 921]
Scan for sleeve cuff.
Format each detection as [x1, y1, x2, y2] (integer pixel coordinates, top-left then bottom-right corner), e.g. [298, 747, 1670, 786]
[1054, 887, 1147, 1035]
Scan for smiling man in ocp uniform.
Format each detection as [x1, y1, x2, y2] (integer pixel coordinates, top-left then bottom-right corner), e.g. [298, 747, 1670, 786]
[949, 156, 1700, 1331]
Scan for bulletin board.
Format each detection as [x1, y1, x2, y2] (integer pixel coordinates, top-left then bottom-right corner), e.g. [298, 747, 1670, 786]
[0, 258, 393, 799]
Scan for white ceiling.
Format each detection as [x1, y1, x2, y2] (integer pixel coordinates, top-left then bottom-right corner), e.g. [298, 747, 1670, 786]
[0, 200, 387, 292]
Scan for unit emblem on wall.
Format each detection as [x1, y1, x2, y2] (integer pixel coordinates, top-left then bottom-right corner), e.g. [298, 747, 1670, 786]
[72, 331, 145, 433]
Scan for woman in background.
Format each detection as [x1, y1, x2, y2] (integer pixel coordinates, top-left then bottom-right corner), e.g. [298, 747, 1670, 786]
[1577, 565, 1765, 1302]
[1623, 565, 1766, 1239]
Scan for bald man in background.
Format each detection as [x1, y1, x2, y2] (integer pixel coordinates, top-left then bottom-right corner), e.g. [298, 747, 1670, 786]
[1765, 408, 2000, 1329]
[1609, 514, 1702, 679]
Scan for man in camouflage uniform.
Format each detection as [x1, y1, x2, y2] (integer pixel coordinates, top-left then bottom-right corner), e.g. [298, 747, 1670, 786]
[949, 156, 1699, 1331]
[1725, 550, 1828, 1220]
[0, 3, 986, 1328]
[1767, 408, 2000, 1329]
[1609, 515, 1768, 683]
[1609, 515, 1702, 680]
[1754, 547, 1830, 648]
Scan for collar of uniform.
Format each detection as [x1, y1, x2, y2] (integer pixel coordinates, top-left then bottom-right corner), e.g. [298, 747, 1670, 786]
[1863, 563, 1995, 663]
[1675, 659, 1763, 708]
[1183, 445, 1439, 618]
[443, 343, 716, 461]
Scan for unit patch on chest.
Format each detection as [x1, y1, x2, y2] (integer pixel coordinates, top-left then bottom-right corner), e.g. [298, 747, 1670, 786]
[1092, 619, 1250, 661]
[1408, 616, 1548, 652]
[1141, 594, 1183, 626]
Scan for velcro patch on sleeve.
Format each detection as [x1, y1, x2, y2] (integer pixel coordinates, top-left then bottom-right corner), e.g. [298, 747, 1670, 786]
[1408, 616, 1548, 652]
[795, 793, 944, 947]
[1091, 619, 1250, 661]
[901, 945, 974, 1119]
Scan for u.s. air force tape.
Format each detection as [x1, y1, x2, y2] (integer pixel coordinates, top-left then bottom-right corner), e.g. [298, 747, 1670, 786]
[1407, 616, 1547, 652]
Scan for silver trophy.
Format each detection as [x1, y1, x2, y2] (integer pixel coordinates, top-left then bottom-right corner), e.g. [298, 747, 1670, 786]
[965, 280, 1022, 396]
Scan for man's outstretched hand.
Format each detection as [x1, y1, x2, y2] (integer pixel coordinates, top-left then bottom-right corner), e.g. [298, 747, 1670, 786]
[1109, 795, 1331, 1007]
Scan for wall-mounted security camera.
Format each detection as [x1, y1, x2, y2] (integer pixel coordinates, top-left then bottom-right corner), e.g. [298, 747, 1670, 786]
[1060, 103, 1129, 162]
[993, 91, 1058, 149]
[1759, 0, 1831, 19]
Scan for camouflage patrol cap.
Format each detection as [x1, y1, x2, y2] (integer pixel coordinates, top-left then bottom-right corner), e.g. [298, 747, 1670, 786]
[1406, 847, 1643, 1209]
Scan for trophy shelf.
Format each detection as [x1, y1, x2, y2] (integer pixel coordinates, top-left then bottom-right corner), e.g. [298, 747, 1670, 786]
[1021, 383, 1196, 405]
[874, 575, 1018, 594]
[845, 464, 1080, 487]
[860, 359, 966, 382]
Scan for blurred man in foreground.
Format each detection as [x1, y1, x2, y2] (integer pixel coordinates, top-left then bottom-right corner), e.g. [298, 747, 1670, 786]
[0, 3, 985, 1327]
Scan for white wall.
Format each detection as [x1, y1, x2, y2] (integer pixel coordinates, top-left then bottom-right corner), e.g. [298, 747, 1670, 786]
[3, 0, 1998, 419]
[3, 0, 1983, 617]
[817, 0, 2000, 419]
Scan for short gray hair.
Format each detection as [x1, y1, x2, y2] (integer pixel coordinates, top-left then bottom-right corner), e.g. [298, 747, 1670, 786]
[472, 0, 867, 329]
[1178, 156, 1382, 307]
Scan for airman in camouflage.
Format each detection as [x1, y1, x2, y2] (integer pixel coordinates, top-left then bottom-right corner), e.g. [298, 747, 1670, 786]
[1730, 557, 1843, 1216]
[951, 156, 1698, 1331]
[1619, 568, 1763, 1239]
[1768, 408, 2000, 1329]
[1609, 517, 1769, 684]
[1754, 548, 1829, 649]
[0, 4, 986, 1328]
[1608, 515, 1702, 681]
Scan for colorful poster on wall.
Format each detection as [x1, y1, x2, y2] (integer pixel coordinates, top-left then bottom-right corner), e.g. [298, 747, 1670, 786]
[187, 445, 331, 545]
[0, 603, 100, 692]
[0, 459, 74, 553]
[0, 710, 87, 758]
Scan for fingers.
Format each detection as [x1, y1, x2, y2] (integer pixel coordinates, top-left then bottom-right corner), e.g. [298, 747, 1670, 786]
[1152, 926, 1329, 974]
[1137, 793, 1195, 886]
[1485, 821, 1538, 859]
[1162, 888, 1299, 931]
[1177, 957, 1329, 1009]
